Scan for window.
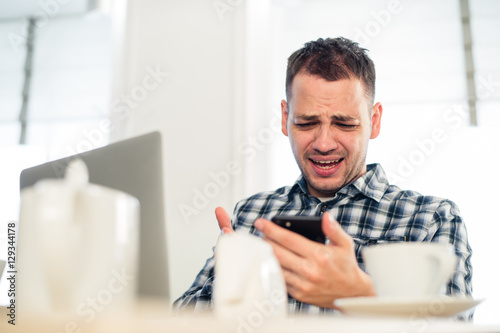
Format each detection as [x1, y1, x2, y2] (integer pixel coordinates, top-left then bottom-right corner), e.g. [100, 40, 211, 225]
[0, 11, 112, 303]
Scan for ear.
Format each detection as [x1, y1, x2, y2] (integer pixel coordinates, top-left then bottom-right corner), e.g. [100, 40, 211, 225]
[370, 102, 383, 139]
[281, 99, 289, 137]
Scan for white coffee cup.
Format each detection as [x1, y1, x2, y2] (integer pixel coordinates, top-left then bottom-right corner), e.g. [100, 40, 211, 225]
[213, 233, 287, 326]
[362, 242, 458, 298]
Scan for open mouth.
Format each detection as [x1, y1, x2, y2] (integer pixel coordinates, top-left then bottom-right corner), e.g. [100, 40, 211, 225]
[310, 158, 343, 170]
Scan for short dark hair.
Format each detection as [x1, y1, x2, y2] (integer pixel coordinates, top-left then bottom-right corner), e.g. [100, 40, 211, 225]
[285, 37, 376, 104]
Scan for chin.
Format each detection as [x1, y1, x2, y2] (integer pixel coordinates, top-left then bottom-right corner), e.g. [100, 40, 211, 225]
[309, 180, 343, 196]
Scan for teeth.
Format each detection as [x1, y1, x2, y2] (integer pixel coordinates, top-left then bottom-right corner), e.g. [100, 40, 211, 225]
[312, 159, 341, 169]
[314, 160, 339, 164]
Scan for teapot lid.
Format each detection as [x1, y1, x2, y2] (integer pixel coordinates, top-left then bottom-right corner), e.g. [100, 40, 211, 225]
[64, 159, 89, 187]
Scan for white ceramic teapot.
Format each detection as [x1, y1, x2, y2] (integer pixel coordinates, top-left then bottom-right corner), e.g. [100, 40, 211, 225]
[17, 159, 139, 318]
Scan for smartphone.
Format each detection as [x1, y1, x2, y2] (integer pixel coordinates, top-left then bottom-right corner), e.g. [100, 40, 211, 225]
[271, 215, 326, 243]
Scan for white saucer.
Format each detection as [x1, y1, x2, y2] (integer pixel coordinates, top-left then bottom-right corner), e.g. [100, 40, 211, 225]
[334, 295, 483, 318]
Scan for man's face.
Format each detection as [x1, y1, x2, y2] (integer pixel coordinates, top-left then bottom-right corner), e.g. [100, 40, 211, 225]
[281, 73, 382, 197]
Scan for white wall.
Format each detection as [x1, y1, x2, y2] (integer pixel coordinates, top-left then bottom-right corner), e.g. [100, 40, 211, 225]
[109, 0, 244, 301]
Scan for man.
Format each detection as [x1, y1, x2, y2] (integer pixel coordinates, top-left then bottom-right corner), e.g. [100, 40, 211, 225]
[174, 37, 473, 316]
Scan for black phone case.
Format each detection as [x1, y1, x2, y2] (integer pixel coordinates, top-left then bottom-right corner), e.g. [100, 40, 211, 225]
[271, 215, 326, 243]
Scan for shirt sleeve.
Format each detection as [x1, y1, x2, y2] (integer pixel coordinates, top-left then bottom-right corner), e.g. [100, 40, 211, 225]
[428, 200, 474, 320]
[171, 250, 216, 312]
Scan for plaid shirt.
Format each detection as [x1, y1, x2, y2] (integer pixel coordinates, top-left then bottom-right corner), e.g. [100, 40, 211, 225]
[173, 164, 473, 318]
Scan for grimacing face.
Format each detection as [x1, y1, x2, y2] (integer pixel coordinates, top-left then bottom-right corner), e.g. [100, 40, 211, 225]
[281, 73, 382, 198]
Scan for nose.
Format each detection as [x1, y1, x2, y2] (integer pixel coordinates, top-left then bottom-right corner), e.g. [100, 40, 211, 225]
[312, 125, 338, 153]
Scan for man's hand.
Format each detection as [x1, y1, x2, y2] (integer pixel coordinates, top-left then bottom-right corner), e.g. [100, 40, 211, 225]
[215, 206, 234, 234]
[254, 213, 375, 308]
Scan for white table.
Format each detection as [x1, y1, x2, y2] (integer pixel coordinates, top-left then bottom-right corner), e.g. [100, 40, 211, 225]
[1, 304, 500, 333]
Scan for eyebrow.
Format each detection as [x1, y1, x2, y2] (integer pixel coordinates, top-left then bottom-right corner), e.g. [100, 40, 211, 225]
[295, 114, 359, 122]
[296, 115, 320, 121]
[332, 114, 359, 122]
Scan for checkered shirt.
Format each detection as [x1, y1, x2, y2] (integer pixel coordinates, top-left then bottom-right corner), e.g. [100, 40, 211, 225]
[173, 164, 473, 319]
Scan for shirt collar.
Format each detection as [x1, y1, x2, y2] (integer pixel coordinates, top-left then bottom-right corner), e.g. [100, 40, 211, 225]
[292, 163, 389, 202]
[341, 163, 389, 202]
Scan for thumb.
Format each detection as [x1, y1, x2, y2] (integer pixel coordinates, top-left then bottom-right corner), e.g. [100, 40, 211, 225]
[215, 206, 234, 234]
[321, 212, 353, 248]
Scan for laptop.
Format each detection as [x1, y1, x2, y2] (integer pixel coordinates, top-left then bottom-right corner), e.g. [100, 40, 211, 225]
[19, 131, 169, 300]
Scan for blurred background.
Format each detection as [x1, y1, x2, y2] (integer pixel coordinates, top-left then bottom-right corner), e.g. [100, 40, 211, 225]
[0, 0, 499, 324]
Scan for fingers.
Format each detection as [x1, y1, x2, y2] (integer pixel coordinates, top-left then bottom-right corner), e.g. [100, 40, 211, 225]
[215, 206, 234, 234]
[281, 269, 305, 294]
[254, 218, 317, 256]
[321, 213, 353, 249]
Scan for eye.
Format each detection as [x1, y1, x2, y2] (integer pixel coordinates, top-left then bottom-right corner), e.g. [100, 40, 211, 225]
[295, 122, 316, 128]
[337, 123, 358, 129]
